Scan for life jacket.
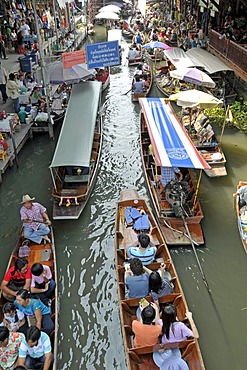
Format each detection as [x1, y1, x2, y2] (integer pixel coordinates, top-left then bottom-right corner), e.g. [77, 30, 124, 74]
[124, 207, 150, 232]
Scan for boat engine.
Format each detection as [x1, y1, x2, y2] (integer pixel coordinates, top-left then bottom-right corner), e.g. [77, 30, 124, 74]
[165, 180, 188, 218]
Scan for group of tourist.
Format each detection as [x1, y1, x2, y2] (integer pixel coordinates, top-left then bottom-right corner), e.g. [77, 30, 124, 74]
[0, 195, 55, 369]
[124, 229, 198, 369]
[132, 63, 151, 94]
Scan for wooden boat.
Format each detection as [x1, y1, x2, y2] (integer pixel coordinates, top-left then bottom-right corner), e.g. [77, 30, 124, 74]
[235, 181, 247, 252]
[0, 227, 57, 369]
[95, 67, 110, 91]
[178, 108, 227, 177]
[139, 98, 210, 246]
[50, 81, 102, 220]
[131, 63, 153, 103]
[128, 46, 143, 66]
[115, 189, 205, 370]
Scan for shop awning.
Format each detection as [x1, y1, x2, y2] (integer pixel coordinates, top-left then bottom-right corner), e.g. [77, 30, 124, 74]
[186, 48, 233, 74]
[50, 81, 101, 168]
[139, 98, 210, 169]
[164, 48, 199, 69]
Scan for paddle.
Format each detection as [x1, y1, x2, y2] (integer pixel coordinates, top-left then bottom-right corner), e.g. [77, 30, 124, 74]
[122, 88, 132, 95]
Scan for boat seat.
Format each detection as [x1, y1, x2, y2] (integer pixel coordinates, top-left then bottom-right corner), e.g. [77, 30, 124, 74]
[64, 174, 90, 183]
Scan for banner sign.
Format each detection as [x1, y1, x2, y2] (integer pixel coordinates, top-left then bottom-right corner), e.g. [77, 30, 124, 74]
[86, 41, 120, 69]
[62, 50, 86, 69]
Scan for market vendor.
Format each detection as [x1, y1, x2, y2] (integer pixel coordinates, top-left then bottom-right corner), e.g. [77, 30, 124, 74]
[29, 86, 45, 108]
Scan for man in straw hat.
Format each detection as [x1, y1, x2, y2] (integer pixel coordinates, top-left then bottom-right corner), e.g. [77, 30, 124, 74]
[20, 195, 51, 244]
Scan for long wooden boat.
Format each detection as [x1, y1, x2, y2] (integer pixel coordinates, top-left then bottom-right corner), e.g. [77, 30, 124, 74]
[235, 181, 247, 253]
[131, 63, 153, 103]
[139, 98, 210, 246]
[115, 189, 205, 370]
[128, 47, 143, 66]
[0, 227, 57, 369]
[50, 81, 102, 220]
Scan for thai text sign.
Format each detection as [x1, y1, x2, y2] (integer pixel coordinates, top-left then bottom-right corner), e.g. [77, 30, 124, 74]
[62, 50, 86, 69]
[86, 41, 120, 69]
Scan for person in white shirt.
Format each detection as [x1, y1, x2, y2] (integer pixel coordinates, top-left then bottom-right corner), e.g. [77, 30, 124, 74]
[0, 61, 7, 103]
[19, 20, 30, 38]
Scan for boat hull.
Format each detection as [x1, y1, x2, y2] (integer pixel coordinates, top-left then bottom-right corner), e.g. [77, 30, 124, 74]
[235, 181, 247, 253]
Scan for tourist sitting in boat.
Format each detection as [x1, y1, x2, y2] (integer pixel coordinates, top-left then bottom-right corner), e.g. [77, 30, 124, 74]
[132, 303, 161, 347]
[233, 185, 247, 208]
[0, 257, 31, 302]
[29, 86, 45, 108]
[134, 64, 143, 76]
[132, 76, 145, 94]
[159, 166, 183, 192]
[30, 263, 56, 306]
[18, 326, 53, 370]
[20, 194, 51, 244]
[158, 303, 198, 344]
[0, 326, 24, 369]
[148, 269, 174, 308]
[126, 233, 157, 266]
[14, 289, 54, 335]
[128, 47, 140, 61]
[2, 302, 28, 334]
[124, 258, 149, 298]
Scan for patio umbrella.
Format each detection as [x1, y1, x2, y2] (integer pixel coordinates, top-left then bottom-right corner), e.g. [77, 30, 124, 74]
[49, 62, 95, 85]
[169, 67, 216, 88]
[169, 89, 223, 108]
[142, 41, 173, 50]
[95, 11, 120, 20]
[99, 5, 121, 13]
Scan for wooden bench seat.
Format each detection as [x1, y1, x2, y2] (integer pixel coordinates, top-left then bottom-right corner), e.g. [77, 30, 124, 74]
[64, 174, 89, 183]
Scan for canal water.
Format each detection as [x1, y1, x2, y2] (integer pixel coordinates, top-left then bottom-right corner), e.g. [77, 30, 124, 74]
[0, 27, 247, 370]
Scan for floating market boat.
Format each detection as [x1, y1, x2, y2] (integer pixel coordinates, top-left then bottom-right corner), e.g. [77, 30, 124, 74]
[139, 97, 211, 246]
[50, 81, 102, 220]
[235, 181, 247, 253]
[115, 188, 205, 370]
[0, 227, 57, 370]
[131, 62, 153, 102]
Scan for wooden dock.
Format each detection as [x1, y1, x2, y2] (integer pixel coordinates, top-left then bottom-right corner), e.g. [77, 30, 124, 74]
[0, 123, 33, 184]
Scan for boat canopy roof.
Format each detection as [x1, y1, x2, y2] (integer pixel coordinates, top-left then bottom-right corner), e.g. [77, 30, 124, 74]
[139, 98, 210, 169]
[50, 81, 101, 169]
[108, 29, 122, 43]
[186, 48, 233, 74]
[164, 48, 198, 69]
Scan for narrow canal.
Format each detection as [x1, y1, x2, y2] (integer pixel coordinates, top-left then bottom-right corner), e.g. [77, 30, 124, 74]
[0, 27, 246, 370]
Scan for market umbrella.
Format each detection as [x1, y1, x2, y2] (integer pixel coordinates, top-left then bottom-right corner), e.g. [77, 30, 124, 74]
[95, 11, 120, 20]
[169, 67, 216, 88]
[169, 89, 223, 108]
[49, 62, 95, 85]
[142, 41, 173, 50]
[99, 5, 121, 13]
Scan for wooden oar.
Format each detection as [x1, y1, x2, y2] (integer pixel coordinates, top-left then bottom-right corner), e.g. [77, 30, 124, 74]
[122, 88, 132, 95]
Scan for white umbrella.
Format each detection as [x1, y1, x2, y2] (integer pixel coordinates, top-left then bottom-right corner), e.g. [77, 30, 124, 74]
[49, 62, 95, 84]
[95, 11, 120, 20]
[169, 89, 223, 108]
[169, 67, 216, 88]
[99, 5, 121, 13]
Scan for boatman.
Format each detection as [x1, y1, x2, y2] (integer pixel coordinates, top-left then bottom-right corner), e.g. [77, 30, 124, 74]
[20, 195, 51, 244]
[159, 166, 183, 191]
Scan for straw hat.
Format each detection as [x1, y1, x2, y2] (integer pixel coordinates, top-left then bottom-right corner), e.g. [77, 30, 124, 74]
[20, 195, 35, 204]
[153, 349, 189, 370]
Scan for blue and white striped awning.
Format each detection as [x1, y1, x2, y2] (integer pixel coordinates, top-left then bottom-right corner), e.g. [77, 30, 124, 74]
[139, 97, 210, 169]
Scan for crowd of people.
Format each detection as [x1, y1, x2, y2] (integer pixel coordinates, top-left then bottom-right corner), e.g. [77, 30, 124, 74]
[0, 195, 55, 369]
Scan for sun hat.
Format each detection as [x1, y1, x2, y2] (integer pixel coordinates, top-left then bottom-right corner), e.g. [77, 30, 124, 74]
[20, 195, 35, 204]
[153, 348, 189, 370]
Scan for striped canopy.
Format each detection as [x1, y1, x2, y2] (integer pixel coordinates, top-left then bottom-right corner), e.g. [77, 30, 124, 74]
[139, 98, 210, 169]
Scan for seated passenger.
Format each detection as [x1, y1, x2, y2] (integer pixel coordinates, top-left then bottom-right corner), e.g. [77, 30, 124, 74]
[14, 289, 54, 336]
[128, 47, 137, 60]
[2, 302, 28, 334]
[0, 326, 24, 369]
[30, 263, 56, 306]
[149, 270, 174, 308]
[124, 258, 149, 298]
[158, 303, 198, 344]
[133, 75, 145, 94]
[18, 326, 53, 370]
[126, 233, 157, 266]
[132, 303, 161, 347]
[0, 258, 31, 302]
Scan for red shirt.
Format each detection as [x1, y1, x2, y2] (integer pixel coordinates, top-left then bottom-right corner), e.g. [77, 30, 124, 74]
[4, 266, 32, 286]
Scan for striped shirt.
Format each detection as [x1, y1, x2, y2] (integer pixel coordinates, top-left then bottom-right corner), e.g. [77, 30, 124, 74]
[126, 246, 157, 265]
[19, 331, 51, 358]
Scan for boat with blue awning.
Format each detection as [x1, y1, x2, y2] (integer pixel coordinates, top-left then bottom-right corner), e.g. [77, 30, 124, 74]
[139, 97, 210, 246]
[50, 81, 102, 220]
